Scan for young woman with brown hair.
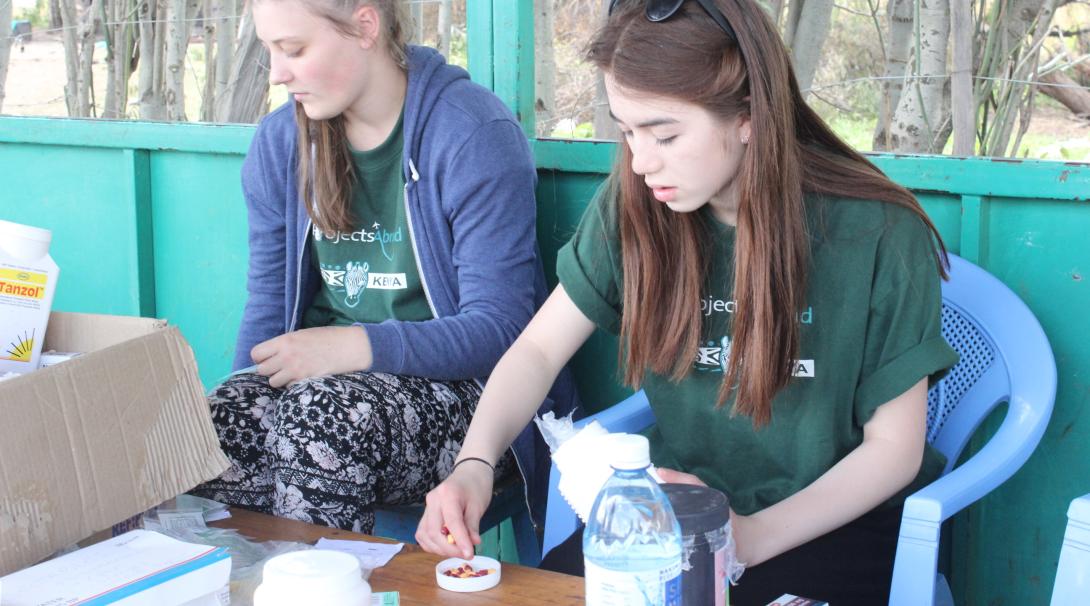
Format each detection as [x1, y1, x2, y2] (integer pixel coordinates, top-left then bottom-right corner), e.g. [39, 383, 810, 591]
[418, 1, 957, 603]
[190, 0, 578, 536]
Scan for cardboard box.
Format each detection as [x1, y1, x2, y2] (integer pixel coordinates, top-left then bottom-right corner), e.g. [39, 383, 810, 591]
[0, 312, 231, 575]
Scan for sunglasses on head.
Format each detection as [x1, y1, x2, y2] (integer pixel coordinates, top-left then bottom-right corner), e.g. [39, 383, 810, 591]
[608, 0, 739, 45]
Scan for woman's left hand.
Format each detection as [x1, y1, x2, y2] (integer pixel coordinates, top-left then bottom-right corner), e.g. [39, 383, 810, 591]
[656, 467, 708, 487]
[251, 326, 373, 387]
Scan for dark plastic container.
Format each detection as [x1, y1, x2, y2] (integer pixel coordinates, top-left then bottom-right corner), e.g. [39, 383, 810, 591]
[663, 483, 732, 606]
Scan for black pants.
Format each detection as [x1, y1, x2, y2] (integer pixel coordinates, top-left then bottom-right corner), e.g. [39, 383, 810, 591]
[541, 504, 903, 606]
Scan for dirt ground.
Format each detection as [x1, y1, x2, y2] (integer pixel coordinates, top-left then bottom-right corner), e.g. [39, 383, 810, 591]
[4, 35, 91, 117]
[4, 35, 1088, 160]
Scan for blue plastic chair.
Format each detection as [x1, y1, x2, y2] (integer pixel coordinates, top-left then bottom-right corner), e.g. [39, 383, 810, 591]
[541, 254, 1056, 605]
[1050, 493, 1090, 605]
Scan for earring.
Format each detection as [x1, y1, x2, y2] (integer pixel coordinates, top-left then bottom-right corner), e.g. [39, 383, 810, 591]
[741, 134, 750, 145]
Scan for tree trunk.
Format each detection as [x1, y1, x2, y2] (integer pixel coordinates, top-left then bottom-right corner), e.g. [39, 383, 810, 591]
[436, 0, 452, 57]
[789, 0, 835, 95]
[213, 0, 237, 104]
[949, 0, 974, 155]
[873, 0, 914, 151]
[137, 0, 167, 119]
[215, 8, 270, 123]
[200, 0, 216, 121]
[50, 0, 63, 28]
[104, 0, 137, 119]
[535, 0, 556, 137]
[1073, 61, 1090, 86]
[783, 0, 805, 49]
[888, 0, 951, 153]
[75, 0, 102, 117]
[164, 0, 193, 121]
[0, 0, 12, 113]
[1039, 69, 1090, 117]
[410, 0, 425, 44]
[592, 72, 618, 140]
[768, 0, 785, 27]
[59, 0, 81, 115]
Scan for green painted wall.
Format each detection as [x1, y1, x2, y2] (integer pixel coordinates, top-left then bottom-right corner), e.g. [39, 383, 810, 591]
[6, 117, 1085, 601]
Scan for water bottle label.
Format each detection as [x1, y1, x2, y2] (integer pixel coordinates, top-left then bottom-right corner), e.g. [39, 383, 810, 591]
[584, 559, 682, 606]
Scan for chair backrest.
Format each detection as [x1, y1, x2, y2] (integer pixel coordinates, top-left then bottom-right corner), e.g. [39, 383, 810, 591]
[925, 254, 1052, 475]
[924, 254, 1056, 493]
[890, 255, 1055, 605]
[1051, 493, 1090, 606]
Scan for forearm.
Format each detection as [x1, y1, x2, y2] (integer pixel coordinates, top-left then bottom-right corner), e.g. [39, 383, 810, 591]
[739, 434, 921, 565]
[456, 333, 561, 465]
[363, 310, 525, 379]
[455, 286, 595, 466]
[738, 378, 929, 566]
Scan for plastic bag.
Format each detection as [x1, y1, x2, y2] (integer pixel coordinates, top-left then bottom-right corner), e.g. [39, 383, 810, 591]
[534, 411, 662, 523]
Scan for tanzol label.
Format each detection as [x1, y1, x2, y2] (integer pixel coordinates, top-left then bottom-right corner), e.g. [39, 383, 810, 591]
[584, 559, 682, 606]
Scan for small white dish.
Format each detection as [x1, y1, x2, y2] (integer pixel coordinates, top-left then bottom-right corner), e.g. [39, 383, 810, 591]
[435, 555, 502, 592]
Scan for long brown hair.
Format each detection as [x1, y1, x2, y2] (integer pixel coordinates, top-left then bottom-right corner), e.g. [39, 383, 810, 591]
[289, 0, 409, 234]
[589, 0, 948, 426]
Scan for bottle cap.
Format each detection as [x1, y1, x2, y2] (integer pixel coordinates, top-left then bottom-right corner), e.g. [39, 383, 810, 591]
[608, 433, 651, 470]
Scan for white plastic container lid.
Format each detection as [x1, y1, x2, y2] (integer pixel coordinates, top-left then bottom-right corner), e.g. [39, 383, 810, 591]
[0, 219, 52, 261]
[608, 433, 651, 470]
[0, 219, 52, 243]
[435, 555, 502, 592]
[253, 549, 371, 606]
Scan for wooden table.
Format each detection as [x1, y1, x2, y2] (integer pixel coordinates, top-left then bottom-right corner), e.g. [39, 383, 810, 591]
[212, 509, 584, 605]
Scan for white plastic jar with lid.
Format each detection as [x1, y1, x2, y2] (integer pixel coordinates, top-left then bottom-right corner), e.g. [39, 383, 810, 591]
[253, 549, 371, 606]
[0, 219, 59, 375]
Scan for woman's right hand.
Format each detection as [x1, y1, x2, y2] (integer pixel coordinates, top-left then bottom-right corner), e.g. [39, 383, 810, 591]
[416, 461, 495, 559]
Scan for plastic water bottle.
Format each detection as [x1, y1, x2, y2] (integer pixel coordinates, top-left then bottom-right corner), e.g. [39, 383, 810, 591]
[584, 433, 683, 605]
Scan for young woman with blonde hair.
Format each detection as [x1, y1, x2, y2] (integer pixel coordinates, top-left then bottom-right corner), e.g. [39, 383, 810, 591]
[192, 0, 578, 536]
[419, 1, 956, 603]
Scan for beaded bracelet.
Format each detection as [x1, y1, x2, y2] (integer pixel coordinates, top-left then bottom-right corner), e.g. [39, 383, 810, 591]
[452, 457, 495, 473]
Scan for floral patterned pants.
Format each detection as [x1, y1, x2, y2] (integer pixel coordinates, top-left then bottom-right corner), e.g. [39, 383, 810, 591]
[191, 371, 512, 534]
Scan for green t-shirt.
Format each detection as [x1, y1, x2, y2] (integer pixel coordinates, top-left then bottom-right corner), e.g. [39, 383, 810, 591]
[302, 112, 433, 328]
[556, 189, 959, 515]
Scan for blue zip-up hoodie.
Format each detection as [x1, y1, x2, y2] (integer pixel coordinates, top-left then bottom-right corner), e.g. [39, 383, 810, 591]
[235, 45, 580, 528]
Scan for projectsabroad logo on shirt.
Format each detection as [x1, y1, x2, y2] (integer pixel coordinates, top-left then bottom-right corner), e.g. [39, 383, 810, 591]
[695, 295, 815, 377]
[313, 222, 408, 309]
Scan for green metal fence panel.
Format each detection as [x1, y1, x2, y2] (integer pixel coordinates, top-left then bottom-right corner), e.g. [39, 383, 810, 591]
[148, 150, 250, 385]
[2, 141, 148, 316]
[4, 115, 1090, 601]
[491, 1, 535, 136]
[465, 0, 494, 88]
[1, 117, 253, 387]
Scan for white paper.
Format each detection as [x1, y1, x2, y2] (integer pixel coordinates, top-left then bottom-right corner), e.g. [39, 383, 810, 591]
[1, 530, 230, 605]
[314, 538, 403, 570]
